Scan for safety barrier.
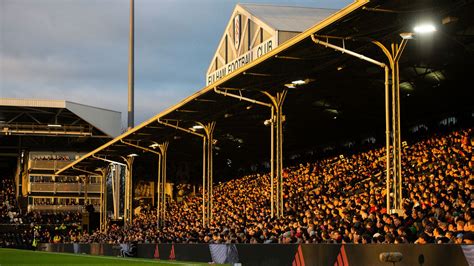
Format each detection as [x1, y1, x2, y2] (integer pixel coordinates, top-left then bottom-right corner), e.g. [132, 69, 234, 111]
[37, 243, 474, 266]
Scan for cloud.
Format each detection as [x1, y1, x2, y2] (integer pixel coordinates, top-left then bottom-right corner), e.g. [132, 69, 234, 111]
[1, 0, 351, 126]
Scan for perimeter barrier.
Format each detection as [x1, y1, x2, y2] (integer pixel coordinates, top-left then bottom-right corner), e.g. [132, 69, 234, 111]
[38, 243, 474, 266]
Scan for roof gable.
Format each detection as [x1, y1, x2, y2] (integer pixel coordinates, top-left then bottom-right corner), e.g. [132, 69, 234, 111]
[239, 4, 337, 32]
[206, 4, 338, 85]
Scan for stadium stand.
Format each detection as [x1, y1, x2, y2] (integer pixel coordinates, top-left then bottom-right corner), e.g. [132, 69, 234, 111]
[1, 177, 83, 246]
[15, 127, 468, 245]
[1, 4, 473, 262]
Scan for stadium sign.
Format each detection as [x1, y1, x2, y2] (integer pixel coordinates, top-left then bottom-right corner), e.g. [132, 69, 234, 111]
[207, 36, 276, 86]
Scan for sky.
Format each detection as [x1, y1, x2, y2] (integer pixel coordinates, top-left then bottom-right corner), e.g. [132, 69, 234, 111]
[0, 0, 351, 127]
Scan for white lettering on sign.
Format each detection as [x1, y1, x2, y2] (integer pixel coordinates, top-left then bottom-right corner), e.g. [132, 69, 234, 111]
[207, 36, 277, 86]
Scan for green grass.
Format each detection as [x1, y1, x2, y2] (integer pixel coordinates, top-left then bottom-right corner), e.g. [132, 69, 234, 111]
[0, 248, 217, 266]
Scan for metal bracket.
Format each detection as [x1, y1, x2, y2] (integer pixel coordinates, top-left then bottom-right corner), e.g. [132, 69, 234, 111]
[92, 155, 127, 167]
[311, 35, 387, 68]
[214, 88, 273, 108]
[157, 119, 205, 138]
[120, 140, 162, 156]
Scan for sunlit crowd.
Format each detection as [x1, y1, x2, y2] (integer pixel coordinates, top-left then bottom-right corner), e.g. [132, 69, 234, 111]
[1, 128, 473, 247]
[77, 128, 474, 245]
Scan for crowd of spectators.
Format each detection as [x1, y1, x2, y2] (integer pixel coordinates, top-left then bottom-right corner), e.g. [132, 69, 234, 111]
[175, 184, 194, 202]
[134, 181, 153, 198]
[0, 179, 24, 224]
[0, 231, 32, 248]
[73, 128, 473, 245]
[0, 177, 82, 247]
[1, 128, 472, 246]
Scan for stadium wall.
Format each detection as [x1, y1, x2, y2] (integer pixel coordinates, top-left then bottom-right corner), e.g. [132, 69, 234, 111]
[38, 243, 474, 265]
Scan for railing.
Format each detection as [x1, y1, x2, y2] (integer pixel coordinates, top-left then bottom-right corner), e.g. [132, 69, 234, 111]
[30, 183, 101, 193]
[0, 123, 93, 137]
[28, 160, 73, 171]
[27, 205, 99, 212]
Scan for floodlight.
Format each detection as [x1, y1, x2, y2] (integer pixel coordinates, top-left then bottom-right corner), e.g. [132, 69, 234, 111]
[291, 80, 307, 85]
[413, 23, 436, 34]
[400, 32, 414, 40]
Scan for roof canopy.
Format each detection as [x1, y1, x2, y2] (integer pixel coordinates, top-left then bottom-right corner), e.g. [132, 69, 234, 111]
[0, 98, 122, 138]
[57, 0, 474, 178]
[0, 98, 122, 173]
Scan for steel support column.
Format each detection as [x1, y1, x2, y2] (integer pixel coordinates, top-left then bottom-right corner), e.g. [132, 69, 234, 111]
[156, 153, 162, 226]
[312, 35, 408, 213]
[373, 39, 407, 212]
[71, 166, 106, 230]
[157, 142, 168, 227]
[157, 119, 208, 226]
[120, 140, 164, 227]
[100, 170, 104, 231]
[202, 136, 206, 225]
[156, 119, 214, 226]
[84, 175, 89, 206]
[112, 165, 120, 220]
[262, 90, 287, 217]
[200, 122, 216, 225]
[123, 156, 135, 227]
[270, 106, 275, 217]
[214, 88, 287, 218]
[92, 156, 127, 220]
[99, 168, 108, 232]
